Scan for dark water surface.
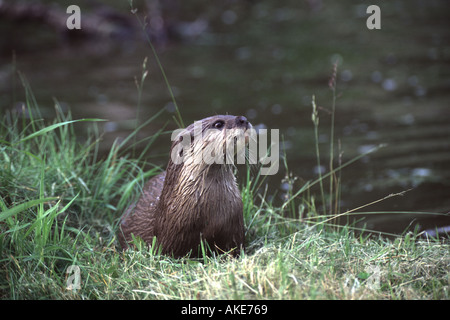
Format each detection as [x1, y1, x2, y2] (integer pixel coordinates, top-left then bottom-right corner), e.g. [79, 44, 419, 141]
[1, 0, 449, 235]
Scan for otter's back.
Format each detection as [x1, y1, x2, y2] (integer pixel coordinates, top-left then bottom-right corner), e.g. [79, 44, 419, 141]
[117, 171, 166, 248]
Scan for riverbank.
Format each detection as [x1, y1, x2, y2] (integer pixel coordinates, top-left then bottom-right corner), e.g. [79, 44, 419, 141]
[1, 83, 448, 299]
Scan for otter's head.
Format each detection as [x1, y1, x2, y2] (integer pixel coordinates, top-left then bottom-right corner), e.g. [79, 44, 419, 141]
[170, 115, 253, 167]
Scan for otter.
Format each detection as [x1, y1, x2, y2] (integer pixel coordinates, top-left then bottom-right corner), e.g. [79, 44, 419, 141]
[117, 115, 252, 258]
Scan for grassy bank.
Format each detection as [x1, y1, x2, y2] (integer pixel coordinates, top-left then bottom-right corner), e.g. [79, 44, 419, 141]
[1, 79, 449, 300]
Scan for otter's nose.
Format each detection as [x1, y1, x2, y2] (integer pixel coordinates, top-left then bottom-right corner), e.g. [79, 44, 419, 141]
[236, 116, 250, 129]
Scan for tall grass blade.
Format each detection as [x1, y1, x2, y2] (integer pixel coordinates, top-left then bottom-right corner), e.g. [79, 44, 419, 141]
[0, 197, 59, 222]
[17, 119, 105, 144]
[129, 0, 184, 128]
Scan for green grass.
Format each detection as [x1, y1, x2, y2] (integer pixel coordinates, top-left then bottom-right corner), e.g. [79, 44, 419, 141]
[1, 71, 449, 300]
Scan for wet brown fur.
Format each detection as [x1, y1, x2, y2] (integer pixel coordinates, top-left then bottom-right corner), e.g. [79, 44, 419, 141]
[117, 115, 250, 257]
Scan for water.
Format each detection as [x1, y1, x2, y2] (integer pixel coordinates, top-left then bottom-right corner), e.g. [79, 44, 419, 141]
[1, 0, 449, 235]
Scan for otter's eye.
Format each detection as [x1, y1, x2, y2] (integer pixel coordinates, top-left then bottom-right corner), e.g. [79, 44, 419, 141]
[212, 120, 225, 129]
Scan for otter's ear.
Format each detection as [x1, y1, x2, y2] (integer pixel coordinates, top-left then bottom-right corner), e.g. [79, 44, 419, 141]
[170, 129, 191, 164]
